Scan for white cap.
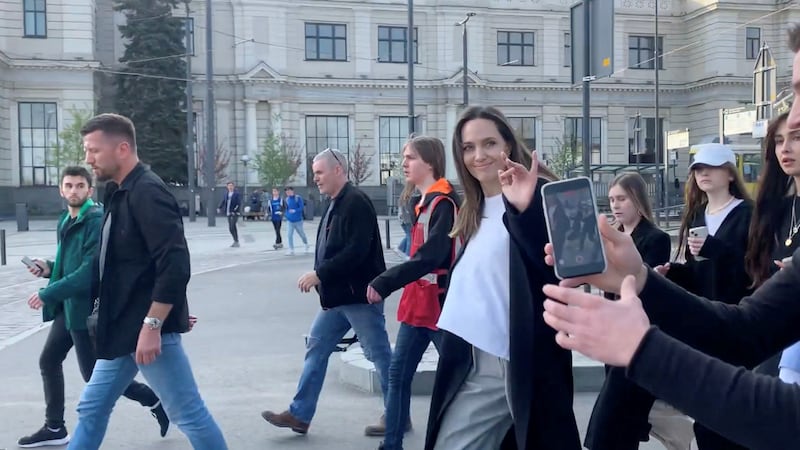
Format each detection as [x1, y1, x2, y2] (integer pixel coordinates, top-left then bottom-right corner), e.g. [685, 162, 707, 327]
[690, 143, 736, 169]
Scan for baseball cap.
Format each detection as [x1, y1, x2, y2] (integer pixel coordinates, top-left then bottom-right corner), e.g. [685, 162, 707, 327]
[689, 143, 736, 169]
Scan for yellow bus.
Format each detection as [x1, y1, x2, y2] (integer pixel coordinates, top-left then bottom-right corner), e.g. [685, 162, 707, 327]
[689, 145, 761, 197]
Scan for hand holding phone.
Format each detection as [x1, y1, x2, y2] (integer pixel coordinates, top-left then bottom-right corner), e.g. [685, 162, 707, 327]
[542, 177, 607, 279]
[22, 257, 48, 277]
[688, 226, 708, 261]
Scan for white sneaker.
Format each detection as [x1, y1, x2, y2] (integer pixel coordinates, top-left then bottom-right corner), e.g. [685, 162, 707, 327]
[285, 250, 294, 256]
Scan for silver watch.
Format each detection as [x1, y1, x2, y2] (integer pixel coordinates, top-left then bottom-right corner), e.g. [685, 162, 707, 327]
[143, 317, 163, 330]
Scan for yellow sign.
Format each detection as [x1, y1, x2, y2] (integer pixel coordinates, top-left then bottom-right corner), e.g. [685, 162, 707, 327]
[602, 57, 610, 67]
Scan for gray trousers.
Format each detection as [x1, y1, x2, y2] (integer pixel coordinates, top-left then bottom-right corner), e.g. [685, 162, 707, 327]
[434, 346, 514, 450]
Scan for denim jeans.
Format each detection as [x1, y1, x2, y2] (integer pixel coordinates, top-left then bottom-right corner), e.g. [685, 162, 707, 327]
[289, 302, 392, 423]
[383, 323, 442, 450]
[68, 333, 227, 450]
[287, 220, 307, 250]
[398, 223, 412, 256]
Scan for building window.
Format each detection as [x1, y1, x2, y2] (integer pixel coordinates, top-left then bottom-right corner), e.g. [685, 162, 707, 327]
[23, 0, 47, 38]
[627, 117, 664, 164]
[183, 18, 194, 55]
[564, 32, 571, 67]
[508, 117, 537, 151]
[305, 115, 349, 185]
[305, 23, 347, 61]
[18, 102, 58, 186]
[564, 117, 602, 166]
[746, 27, 761, 60]
[628, 36, 664, 70]
[377, 26, 418, 63]
[497, 31, 535, 66]
[378, 116, 421, 184]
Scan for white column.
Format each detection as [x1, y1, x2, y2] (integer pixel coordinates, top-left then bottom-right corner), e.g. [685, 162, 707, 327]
[245, 99, 258, 184]
[214, 100, 232, 182]
[445, 104, 458, 180]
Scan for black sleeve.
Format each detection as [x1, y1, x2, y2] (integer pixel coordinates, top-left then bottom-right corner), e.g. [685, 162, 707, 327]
[641, 232, 671, 268]
[370, 200, 455, 298]
[316, 196, 377, 284]
[627, 327, 800, 450]
[503, 179, 558, 285]
[638, 256, 800, 367]
[130, 183, 191, 306]
[664, 261, 695, 291]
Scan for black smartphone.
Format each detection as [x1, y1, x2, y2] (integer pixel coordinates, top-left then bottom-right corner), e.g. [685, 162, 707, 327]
[541, 177, 607, 279]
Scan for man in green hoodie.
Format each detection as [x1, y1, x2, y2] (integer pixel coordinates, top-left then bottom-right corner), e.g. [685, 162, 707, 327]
[17, 166, 169, 448]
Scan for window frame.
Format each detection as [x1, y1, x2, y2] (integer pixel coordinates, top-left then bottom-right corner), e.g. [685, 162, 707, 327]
[507, 116, 537, 152]
[564, 117, 603, 165]
[497, 30, 535, 66]
[627, 117, 665, 164]
[305, 115, 350, 185]
[18, 101, 59, 186]
[564, 32, 571, 67]
[23, 0, 47, 38]
[378, 116, 420, 185]
[183, 17, 195, 56]
[377, 26, 418, 64]
[746, 27, 761, 60]
[304, 22, 348, 62]
[628, 35, 664, 70]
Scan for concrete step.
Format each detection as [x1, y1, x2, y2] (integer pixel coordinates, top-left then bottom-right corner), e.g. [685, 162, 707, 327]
[339, 343, 605, 395]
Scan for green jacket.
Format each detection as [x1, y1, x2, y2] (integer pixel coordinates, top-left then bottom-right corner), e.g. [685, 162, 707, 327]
[39, 199, 103, 330]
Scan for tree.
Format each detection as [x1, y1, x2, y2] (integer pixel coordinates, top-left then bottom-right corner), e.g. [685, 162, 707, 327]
[197, 141, 231, 186]
[48, 109, 93, 172]
[253, 133, 302, 189]
[113, 0, 188, 184]
[348, 141, 374, 186]
[546, 137, 581, 179]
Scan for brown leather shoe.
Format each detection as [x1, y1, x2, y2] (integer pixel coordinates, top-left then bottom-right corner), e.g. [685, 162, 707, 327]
[364, 414, 412, 437]
[261, 410, 309, 435]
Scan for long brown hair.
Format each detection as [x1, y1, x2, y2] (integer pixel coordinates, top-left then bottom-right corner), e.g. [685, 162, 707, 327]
[609, 172, 654, 223]
[399, 135, 446, 203]
[450, 106, 557, 240]
[675, 160, 752, 259]
[745, 112, 791, 287]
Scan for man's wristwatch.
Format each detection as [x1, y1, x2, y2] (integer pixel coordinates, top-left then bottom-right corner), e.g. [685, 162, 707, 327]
[143, 317, 163, 330]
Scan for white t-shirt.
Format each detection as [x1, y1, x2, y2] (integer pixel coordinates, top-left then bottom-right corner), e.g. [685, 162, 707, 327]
[705, 198, 743, 236]
[437, 194, 511, 360]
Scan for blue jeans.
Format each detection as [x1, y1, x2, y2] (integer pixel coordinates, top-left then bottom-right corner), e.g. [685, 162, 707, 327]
[287, 220, 307, 250]
[383, 323, 442, 450]
[68, 333, 227, 450]
[398, 223, 412, 256]
[290, 302, 392, 423]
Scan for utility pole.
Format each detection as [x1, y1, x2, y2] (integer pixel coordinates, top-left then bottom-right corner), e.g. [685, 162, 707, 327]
[655, 0, 663, 207]
[407, 0, 415, 134]
[581, 0, 592, 177]
[204, 0, 216, 226]
[184, 1, 196, 222]
[458, 12, 476, 106]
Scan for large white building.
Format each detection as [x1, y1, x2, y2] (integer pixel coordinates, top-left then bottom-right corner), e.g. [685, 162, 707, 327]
[1, 0, 799, 214]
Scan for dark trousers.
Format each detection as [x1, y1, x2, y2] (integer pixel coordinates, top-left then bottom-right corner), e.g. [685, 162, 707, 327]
[41, 313, 159, 429]
[272, 219, 282, 245]
[227, 215, 239, 242]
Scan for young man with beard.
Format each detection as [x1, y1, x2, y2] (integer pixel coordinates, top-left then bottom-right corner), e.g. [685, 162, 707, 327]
[71, 114, 227, 450]
[18, 166, 168, 448]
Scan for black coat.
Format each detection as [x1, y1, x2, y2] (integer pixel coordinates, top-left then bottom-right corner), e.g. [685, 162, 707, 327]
[314, 182, 386, 309]
[92, 163, 191, 360]
[424, 180, 581, 450]
[604, 220, 670, 300]
[622, 257, 800, 450]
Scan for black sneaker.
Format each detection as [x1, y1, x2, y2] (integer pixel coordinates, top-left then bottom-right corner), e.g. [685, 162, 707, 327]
[18, 424, 70, 447]
[151, 402, 170, 437]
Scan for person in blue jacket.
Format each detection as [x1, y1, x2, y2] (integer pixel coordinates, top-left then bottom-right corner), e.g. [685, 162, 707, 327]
[284, 187, 308, 255]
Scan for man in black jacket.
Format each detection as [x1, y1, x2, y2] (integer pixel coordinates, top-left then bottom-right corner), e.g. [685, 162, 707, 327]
[68, 113, 227, 450]
[261, 148, 392, 437]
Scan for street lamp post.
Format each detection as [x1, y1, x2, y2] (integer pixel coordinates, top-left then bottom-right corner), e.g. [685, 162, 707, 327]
[240, 154, 251, 202]
[456, 12, 476, 106]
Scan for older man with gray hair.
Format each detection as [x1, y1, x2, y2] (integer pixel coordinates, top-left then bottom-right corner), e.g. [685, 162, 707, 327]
[261, 148, 393, 439]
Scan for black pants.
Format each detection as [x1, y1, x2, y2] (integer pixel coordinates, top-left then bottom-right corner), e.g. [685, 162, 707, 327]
[41, 313, 159, 429]
[227, 214, 239, 242]
[272, 219, 282, 245]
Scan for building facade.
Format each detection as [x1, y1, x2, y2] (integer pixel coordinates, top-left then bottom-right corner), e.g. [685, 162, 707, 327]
[1, 0, 798, 215]
[0, 0, 98, 215]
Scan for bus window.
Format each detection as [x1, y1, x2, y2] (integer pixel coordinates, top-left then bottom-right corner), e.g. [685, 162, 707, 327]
[741, 153, 761, 183]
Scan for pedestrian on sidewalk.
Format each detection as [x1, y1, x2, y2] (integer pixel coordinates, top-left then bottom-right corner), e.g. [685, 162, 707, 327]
[268, 188, 285, 250]
[261, 148, 391, 436]
[18, 166, 169, 448]
[365, 136, 460, 450]
[74, 113, 227, 450]
[218, 182, 241, 247]
[284, 186, 309, 255]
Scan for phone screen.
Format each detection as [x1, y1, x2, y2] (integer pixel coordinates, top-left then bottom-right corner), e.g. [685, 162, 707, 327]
[542, 177, 606, 279]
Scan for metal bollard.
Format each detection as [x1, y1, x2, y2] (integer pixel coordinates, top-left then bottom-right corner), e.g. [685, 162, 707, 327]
[385, 219, 391, 249]
[0, 229, 6, 266]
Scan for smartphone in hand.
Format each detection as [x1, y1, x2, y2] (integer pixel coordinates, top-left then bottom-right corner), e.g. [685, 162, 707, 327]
[542, 177, 607, 279]
[21, 256, 36, 269]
